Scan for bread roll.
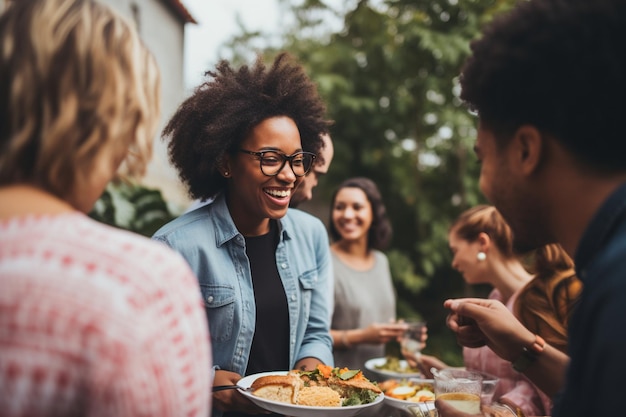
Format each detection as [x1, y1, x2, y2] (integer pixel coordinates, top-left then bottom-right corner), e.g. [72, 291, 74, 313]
[251, 374, 303, 404]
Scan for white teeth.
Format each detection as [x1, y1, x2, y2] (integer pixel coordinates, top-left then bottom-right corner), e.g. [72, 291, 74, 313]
[266, 189, 290, 198]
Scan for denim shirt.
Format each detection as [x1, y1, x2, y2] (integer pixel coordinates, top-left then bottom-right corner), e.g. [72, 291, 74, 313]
[552, 182, 626, 417]
[152, 193, 334, 381]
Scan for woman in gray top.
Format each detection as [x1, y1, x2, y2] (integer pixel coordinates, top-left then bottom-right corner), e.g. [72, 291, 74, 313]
[328, 177, 407, 376]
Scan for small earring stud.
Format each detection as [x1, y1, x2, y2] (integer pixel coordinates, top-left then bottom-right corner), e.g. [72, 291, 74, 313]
[223, 171, 229, 177]
[477, 252, 486, 261]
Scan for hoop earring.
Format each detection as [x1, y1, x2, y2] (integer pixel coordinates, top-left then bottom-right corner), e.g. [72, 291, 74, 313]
[477, 252, 486, 261]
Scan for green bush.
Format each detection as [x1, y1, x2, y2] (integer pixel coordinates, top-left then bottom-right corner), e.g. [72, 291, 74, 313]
[89, 182, 176, 237]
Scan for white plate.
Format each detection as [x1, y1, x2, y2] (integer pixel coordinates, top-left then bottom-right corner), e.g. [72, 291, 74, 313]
[384, 395, 436, 411]
[381, 378, 435, 410]
[364, 357, 423, 380]
[237, 371, 385, 417]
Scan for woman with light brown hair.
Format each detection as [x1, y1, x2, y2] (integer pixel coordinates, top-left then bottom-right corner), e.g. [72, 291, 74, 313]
[0, 0, 211, 415]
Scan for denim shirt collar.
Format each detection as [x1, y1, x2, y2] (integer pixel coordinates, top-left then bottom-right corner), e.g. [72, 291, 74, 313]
[209, 192, 290, 246]
[574, 181, 626, 282]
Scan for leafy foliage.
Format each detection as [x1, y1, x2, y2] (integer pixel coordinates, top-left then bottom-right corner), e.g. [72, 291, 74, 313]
[89, 182, 176, 237]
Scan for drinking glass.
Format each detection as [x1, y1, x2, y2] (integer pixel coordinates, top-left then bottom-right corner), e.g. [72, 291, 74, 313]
[400, 321, 427, 358]
[433, 368, 482, 414]
[478, 371, 499, 405]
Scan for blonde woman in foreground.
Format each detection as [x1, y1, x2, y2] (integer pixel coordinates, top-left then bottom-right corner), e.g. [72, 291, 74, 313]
[0, 0, 211, 415]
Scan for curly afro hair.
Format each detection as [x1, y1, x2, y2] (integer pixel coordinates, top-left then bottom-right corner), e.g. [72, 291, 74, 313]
[329, 177, 392, 251]
[460, 0, 626, 172]
[163, 52, 331, 201]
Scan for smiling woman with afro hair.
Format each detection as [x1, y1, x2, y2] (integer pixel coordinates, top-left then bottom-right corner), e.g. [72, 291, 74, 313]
[153, 52, 335, 417]
[163, 52, 331, 202]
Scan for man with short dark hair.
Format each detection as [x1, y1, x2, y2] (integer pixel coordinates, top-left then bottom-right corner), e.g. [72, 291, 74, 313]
[436, 0, 626, 416]
[289, 133, 334, 208]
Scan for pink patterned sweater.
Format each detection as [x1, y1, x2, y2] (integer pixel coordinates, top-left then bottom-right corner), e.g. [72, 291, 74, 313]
[0, 213, 212, 417]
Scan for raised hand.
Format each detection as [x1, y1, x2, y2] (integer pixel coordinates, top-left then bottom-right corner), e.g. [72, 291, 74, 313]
[443, 298, 535, 363]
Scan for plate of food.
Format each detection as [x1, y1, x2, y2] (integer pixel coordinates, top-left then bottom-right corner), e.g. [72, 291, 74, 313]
[379, 378, 435, 410]
[364, 356, 423, 380]
[236, 365, 384, 417]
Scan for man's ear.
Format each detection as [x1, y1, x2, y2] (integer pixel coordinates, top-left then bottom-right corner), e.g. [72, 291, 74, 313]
[512, 125, 544, 176]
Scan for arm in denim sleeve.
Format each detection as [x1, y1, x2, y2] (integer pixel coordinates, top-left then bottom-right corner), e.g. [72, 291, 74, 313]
[295, 217, 334, 366]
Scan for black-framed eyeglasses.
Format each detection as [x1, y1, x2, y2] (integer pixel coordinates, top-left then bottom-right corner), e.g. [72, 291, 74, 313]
[239, 149, 316, 177]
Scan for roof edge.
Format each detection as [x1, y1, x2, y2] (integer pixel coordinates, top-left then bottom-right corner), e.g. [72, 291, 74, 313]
[162, 0, 197, 24]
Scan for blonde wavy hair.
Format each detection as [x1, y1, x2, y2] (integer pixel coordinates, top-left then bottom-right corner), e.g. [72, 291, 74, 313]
[0, 0, 160, 202]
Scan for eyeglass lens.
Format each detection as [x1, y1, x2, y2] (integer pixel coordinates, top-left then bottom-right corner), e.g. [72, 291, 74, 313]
[260, 151, 313, 176]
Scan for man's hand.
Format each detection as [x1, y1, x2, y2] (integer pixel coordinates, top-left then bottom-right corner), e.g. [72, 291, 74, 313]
[444, 298, 536, 362]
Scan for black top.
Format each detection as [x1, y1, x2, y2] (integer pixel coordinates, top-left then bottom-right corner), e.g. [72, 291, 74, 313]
[224, 221, 289, 417]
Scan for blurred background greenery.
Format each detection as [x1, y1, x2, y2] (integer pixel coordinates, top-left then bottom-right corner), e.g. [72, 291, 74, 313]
[91, 0, 518, 366]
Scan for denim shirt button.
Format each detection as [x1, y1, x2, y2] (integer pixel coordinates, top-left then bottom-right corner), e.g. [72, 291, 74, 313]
[291, 294, 296, 301]
[280, 263, 287, 269]
[206, 295, 214, 303]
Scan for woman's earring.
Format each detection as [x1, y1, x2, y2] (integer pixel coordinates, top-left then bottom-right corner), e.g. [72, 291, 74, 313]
[477, 252, 487, 261]
[223, 171, 229, 177]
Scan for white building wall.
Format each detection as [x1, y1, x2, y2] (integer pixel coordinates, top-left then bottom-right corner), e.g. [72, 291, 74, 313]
[1, 0, 193, 211]
[101, 0, 193, 212]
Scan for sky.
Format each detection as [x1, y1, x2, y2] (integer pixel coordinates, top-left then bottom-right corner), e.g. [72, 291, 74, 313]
[182, 0, 282, 89]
